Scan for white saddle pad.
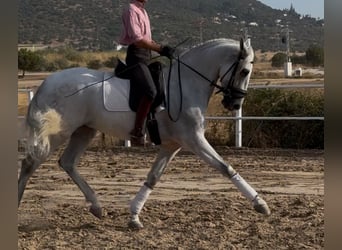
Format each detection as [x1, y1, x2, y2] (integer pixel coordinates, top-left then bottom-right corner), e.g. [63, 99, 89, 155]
[103, 74, 131, 112]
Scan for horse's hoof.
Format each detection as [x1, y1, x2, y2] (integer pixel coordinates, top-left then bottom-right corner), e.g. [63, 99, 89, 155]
[128, 220, 144, 230]
[128, 215, 144, 230]
[253, 196, 271, 215]
[89, 205, 102, 219]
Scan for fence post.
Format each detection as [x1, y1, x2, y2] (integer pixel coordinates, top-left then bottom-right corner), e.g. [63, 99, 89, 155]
[235, 108, 242, 147]
[125, 140, 131, 147]
[18, 89, 34, 152]
[28, 90, 34, 101]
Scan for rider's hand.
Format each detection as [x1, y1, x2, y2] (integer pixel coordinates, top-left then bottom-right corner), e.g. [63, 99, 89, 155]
[159, 45, 175, 59]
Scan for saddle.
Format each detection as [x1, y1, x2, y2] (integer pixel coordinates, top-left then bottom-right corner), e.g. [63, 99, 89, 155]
[115, 59, 164, 145]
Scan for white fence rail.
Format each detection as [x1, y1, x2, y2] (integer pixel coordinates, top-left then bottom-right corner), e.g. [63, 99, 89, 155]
[18, 89, 34, 140]
[18, 82, 324, 147]
[205, 82, 324, 147]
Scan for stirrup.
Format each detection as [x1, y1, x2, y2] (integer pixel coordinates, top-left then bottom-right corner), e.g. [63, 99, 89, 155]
[130, 129, 146, 146]
[130, 135, 146, 146]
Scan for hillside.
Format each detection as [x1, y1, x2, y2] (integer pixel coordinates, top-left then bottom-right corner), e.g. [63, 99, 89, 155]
[18, 0, 324, 52]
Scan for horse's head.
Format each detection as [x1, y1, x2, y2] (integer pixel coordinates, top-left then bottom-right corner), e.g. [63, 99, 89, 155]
[219, 38, 254, 111]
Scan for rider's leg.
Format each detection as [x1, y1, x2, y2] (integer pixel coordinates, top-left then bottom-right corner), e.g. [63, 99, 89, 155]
[130, 95, 154, 142]
[129, 62, 157, 145]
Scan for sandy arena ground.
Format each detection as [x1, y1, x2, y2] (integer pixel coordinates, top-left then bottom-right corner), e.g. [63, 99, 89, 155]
[18, 147, 324, 249]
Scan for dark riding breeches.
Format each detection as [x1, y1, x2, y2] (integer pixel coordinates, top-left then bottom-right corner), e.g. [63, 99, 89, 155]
[126, 45, 157, 100]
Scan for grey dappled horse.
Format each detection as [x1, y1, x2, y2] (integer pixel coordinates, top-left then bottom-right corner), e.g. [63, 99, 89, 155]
[18, 38, 270, 229]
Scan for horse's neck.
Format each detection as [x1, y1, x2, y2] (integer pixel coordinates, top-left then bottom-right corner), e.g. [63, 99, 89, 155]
[181, 49, 222, 81]
[164, 52, 221, 113]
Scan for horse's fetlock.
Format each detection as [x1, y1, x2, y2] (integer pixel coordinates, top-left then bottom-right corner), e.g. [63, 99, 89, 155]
[144, 181, 154, 190]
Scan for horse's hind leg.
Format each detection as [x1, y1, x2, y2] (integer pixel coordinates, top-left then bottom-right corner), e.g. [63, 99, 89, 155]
[184, 133, 270, 215]
[18, 135, 65, 206]
[57, 126, 101, 218]
[18, 154, 42, 206]
[128, 143, 181, 229]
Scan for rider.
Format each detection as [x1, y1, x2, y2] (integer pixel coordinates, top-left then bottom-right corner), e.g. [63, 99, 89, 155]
[119, 0, 174, 145]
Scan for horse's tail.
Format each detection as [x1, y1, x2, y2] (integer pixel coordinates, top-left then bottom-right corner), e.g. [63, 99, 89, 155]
[26, 97, 63, 160]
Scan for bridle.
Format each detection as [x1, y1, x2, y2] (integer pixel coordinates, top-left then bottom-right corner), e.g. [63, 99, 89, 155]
[166, 47, 250, 121]
[216, 52, 248, 100]
[171, 49, 248, 99]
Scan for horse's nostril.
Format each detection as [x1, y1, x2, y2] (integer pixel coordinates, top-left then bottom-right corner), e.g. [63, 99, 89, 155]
[241, 68, 250, 77]
[233, 104, 240, 110]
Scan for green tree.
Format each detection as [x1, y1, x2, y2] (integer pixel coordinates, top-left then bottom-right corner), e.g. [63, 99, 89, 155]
[291, 54, 306, 65]
[58, 46, 83, 62]
[271, 52, 287, 67]
[104, 56, 117, 68]
[18, 48, 43, 77]
[87, 59, 102, 69]
[306, 45, 324, 66]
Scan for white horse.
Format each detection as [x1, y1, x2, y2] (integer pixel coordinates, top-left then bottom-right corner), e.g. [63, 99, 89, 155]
[18, 38, 270, 229]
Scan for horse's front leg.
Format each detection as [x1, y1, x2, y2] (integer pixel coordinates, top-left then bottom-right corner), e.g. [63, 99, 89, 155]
[184, 132, 271, 216]
[128, 144, 181, 229]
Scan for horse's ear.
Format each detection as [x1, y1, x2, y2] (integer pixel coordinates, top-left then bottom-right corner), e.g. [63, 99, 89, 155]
[240, 38, 244, 51]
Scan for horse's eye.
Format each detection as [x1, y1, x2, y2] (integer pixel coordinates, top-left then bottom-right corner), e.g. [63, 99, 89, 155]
[240, 68, 250, 77]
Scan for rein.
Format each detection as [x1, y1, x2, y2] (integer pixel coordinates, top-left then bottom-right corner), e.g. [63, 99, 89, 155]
[176, 57, 239, 93]
[166, 56, 183, 122]
[165, 53, 241, 122]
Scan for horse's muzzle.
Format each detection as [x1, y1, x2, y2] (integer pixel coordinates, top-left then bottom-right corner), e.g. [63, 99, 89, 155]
[221, 86, 246, 111]
[221, 97, 241, 111]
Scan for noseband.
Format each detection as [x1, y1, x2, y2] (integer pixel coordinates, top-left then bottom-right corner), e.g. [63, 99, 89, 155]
[215, 52, 247, 100]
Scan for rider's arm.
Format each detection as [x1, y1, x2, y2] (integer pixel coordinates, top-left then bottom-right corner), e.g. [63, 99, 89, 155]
[134, 39, 162, 53]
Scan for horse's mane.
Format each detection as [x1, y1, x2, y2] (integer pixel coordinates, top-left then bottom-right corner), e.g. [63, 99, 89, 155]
[179, 38, 239, 58]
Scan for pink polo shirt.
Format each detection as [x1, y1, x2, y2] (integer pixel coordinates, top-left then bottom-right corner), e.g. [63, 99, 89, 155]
[119, 0, 152, 45]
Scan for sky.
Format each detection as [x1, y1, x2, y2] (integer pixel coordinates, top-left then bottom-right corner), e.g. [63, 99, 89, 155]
[258, 0, 324, 19]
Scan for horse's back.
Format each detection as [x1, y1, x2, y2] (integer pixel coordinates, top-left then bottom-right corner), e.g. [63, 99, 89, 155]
[40, 67, 103, 93]
[32, 68, 103, 107]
